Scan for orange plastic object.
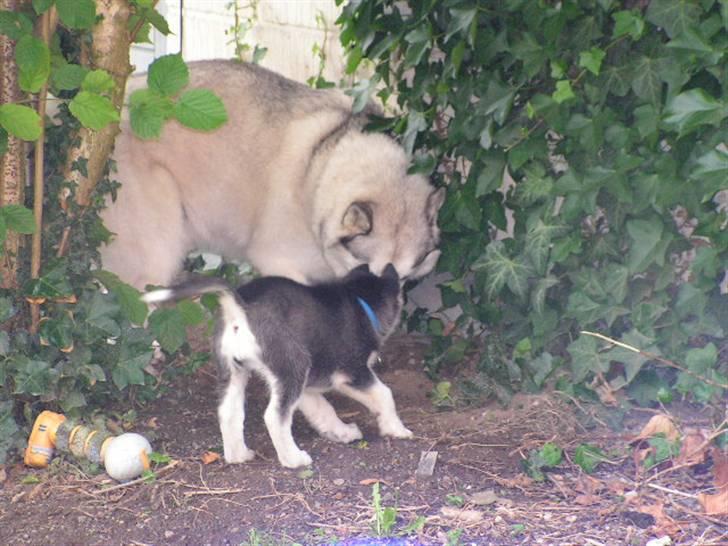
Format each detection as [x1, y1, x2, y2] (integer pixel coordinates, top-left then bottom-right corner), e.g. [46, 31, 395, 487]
[24, 410, 66, 468]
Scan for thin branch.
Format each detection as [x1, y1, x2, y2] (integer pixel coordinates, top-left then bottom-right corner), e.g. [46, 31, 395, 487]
[580, 330, 728, 390]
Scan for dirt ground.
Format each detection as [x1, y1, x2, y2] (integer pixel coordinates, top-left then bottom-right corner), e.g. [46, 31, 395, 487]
[0, 333, 725, 546]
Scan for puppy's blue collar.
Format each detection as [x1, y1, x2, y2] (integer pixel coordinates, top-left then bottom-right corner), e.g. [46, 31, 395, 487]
[356, 297, 382, 334]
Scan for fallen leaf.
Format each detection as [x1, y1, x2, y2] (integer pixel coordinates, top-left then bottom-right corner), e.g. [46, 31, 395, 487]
[145, 417, 160, 430]
[633, 446, 652, 470]
[200, 451, 221, 465]
[359, 478, 382, 486]
[439, 506, 483, 524]
[710, 446, 728, 490]
[605, 479, 627, 496]
[675, 431, 707, 466]
[637, 502, 680, 536]
[698, 489, 728, 515]
[0, 466, 6, 484]
[632, 415, 680, 443]
[27, 483, 44, 501]
[574, 494, 601, 506]
[575, 474, 604, 496]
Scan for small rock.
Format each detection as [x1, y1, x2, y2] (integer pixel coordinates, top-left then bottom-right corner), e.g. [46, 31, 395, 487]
[470, 489, 498, 506]
[646, 538, 672, 546]
[494, 515, 503, 524]
[333, 478, 345, 486]
[164, 531, 174, 539]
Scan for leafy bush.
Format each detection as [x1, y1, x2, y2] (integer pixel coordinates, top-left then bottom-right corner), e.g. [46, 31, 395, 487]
[0, 2, 223, 463]
[337, 0, 727, 405]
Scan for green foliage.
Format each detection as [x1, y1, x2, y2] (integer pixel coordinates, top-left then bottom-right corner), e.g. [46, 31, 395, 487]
[0, 5, 226, 464]
[371, 482, 398, 537]
[574, 444, 607, 473]
[523, 442, 563, 481]
[338, 0, 727, 407]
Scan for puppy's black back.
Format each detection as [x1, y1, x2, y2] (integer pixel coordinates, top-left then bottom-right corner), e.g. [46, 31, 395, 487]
[237, 267, 400, 388]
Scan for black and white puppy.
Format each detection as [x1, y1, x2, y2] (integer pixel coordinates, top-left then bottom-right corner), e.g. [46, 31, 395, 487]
[142, 264, 412, 468]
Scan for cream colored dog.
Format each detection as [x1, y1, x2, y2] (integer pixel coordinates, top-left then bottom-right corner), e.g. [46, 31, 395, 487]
[101, 61, 444, 288]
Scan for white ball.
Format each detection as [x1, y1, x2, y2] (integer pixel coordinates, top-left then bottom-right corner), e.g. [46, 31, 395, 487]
[103, 433, 152, 482]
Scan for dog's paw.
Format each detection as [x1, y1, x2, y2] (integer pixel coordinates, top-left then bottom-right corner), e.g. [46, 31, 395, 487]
[380, 422, 413, 439]
[324, 422, 363, 444]
[224, 446, 256, 464]
[279, 449, 313, 469]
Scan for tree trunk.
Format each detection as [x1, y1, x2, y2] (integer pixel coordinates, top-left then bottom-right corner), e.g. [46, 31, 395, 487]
[0, 0, 26, 290]
[60, 0, 133, 211]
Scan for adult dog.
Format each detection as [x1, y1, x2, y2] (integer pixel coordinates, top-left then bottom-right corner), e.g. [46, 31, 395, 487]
[143, 264, 410, 468]
[102, 60, 444, 288]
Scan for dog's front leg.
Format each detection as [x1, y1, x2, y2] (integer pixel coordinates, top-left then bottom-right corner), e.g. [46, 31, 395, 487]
[218, 364, 256, 463]
[336, 373, 413, 439]
[298, 391, 363, 443]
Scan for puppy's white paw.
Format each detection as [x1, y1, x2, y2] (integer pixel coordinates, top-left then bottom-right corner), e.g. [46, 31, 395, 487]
[279, 448, 312, 469]
[324, 422, 363, 444]
[224, 445, 256, 464]
[381, 422, 413, 439]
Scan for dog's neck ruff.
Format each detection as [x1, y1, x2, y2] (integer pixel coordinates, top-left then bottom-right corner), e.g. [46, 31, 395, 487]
[356, 297, 382, 335]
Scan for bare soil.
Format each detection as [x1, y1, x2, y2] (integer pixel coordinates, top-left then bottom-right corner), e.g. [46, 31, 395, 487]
[0, 334, 725, 546]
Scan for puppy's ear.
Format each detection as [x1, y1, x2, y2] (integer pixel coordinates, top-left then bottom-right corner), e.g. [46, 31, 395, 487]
[426, 187, 446, 224]
[341, 202, 373, 237]
[351, 263, 370, 275]
[382, 263, 399, 282]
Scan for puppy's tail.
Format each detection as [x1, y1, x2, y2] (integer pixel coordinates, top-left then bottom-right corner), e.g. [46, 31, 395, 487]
[142, 277, 242, 320]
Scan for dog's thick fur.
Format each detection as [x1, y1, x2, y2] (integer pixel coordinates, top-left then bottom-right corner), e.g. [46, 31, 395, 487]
[102, 60, 444, 289]
[142, 265, 411, 468]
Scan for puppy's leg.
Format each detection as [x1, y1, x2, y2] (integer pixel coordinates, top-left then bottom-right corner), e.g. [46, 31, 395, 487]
[217, 363, 256, 463]
[298, 391, 362, 443]
[335, 370, 412, 439]
[263, 384, 312, 468]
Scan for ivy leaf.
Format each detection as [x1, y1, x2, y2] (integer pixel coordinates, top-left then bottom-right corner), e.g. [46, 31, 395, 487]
[567, 335, 610, 383]
[578, 47, 606, 76]
[85, 292, 121, 337]
[128, 89, 175, 140]
[479, 78, 515, 125]
[39, 315, 75, 352]
[148, 307, 186, 353]
[148, 54, 189, 97]
[472, 241, 532, 299]
[403, 24, 431, 68]
[93, 270, 149, 326]
[13, 357, 52, 396]
[552, 80, 575, 104]
[112, 345, 151, 390]
[646, 0, 701, 38]
[525, 220, 568, 274]
[0, 127, 7, 156]
[81, 69, 116, 94]
[511, 32, 547, 78]
[607, 329, 658, 383]
[476, 153, 505, 197]
[531, 276, 559, 315]
[612, 10, 645, 40]
[23, 265, 74, 300]
[631, 57, 662, 107]
[68, 91, 120, 131]
[685, 343, 717, 374]
[2, 105, 42, 142]
[1, 204, 36, 234]
[626, 217, 664, 274]
[565, 291, 603, 326]
[174, 89, 228, 131]
[15, 34, 50, 93]
[56, 0, 96, 30]
[445, 7, 476, 43]
[51, 63, 89, 91]
[0, 400, 19, 464]
[663, 89, 725, 136]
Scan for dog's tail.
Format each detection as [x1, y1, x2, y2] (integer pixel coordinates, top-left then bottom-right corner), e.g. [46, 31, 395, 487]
[142, 277, 243, 322]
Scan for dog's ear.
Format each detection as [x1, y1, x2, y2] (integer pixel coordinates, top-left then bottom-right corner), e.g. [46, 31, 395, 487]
[426, 187, 446, 224]
[382, 263, 399, 282]
[351, 263, 370, 275]
[341, 201, 373, 237]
